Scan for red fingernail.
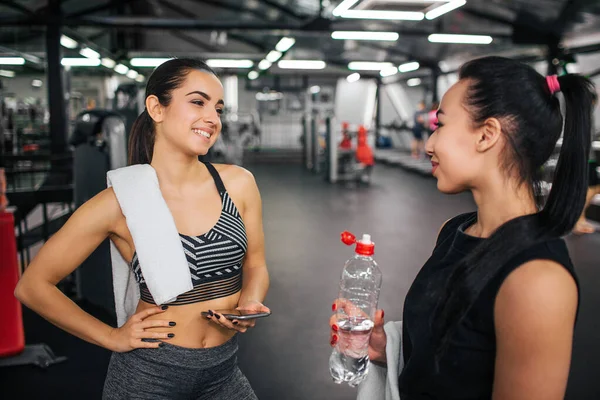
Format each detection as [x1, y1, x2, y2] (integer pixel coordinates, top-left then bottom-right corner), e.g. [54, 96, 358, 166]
[330, 334, 338, 346]
[381, 310, 384, 318]
[332, 303, 337, 311]
[332, 324, 339, 332]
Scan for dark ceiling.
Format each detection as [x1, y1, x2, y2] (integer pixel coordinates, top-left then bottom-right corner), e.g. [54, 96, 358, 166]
[1, 0, 599, 80]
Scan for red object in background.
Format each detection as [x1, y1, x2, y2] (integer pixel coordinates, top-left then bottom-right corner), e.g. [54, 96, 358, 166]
[0, 211, 25, 357]
[23, 144, 40, 152]
[340, 121, 352, 150]
[355, 125, 374, 166]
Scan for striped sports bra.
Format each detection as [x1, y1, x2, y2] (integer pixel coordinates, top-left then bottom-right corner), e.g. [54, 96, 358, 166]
[130, 163, 247, 305]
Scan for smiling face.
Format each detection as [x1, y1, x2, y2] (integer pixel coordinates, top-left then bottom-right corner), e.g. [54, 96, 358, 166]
[425, 80, 489, 194]
[151, 69, 224, 157]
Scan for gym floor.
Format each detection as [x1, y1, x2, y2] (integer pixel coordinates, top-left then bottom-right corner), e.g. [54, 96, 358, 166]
[1, 163, 599, 399]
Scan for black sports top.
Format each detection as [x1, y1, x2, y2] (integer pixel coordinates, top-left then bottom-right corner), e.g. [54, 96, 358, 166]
[130, 163, 247, 305]
[399, 212, 578, 400]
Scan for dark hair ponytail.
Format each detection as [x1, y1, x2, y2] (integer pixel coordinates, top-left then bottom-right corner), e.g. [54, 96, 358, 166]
[128, 109, 155, 165]
[127, 58, 217, 165]
[431, 56, 595, 362]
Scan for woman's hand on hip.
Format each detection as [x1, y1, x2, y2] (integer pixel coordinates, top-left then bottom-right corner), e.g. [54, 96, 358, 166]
[107, 306, 175, 352]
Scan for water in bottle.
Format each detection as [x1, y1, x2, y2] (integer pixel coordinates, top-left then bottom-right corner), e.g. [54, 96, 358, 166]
[329, 231, 382, 387]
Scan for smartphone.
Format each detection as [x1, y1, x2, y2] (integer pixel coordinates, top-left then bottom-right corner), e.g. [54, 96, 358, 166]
[201, 309, 271, 320]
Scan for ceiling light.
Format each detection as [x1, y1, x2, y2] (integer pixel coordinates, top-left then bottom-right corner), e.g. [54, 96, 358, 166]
[248, 71, 259, 80]
[407, 78, 422, 87]
[130, 57, 172, 67]
[340, 10, 424, 21]
[0, 57, 25, 65]
[206, 59, 254, 68]
[101, 58, 116, 68]
[428, 34, 493, 44]
[332, 0, 359, 16]
[380, 67, 398, 77]
[277, 60, 326, 69]
[275, 37, 296, 52]
[331, 31, 399, 41]
[114, 63, 129, 74]
[266, 51, 282, 63]
[426, 0, 466, 20]
[258, 59, 272, 70]
[348, 61, 394, 71]
[135, 75, 145, 83]
[61, 58, 101, 66]
[79, 47, 100, 59]
[398, 61, 420, 73]
[0, 70, 15, 78]
[31, 79, 43, 88]
[60, 35, 78, 49]
[310, 85, 321, 94]
[347, 72, 360, 83]
[126, 70, 139, 79]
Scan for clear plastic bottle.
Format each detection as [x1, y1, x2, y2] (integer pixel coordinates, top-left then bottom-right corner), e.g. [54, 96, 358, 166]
[329, 231, 382, 387]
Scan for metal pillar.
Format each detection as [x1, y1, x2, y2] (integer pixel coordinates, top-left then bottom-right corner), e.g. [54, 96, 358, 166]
[375, 79, 382, 148]
[311, 113, 320, 173]
[326, 116, 338, 183]
[304, 114, 313, 170]
[431, 67, 440, 103]
[46, 0, 67, 155]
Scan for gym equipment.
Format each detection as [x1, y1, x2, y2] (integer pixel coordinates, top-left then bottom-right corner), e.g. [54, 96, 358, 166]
[71, 110, 127, 317]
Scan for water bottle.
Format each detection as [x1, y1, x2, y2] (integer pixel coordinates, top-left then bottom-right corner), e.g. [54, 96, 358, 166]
[329, 231, 382, 387]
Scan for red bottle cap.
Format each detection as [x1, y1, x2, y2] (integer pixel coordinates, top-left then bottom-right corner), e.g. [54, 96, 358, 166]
[340, 231, 375, 256]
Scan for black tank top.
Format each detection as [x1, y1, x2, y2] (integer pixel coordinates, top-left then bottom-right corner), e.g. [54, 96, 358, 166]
[399, 212, 579, 400]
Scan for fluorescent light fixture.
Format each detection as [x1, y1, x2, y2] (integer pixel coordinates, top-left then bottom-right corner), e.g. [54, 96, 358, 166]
[127, 70, 139, 79]
[428, 34, 493, 44]
[258, 59, 272, 70]
[340, 10, 424, 21]
[331, 31, 399, 41]
[130, 57, 172, 67]
[347, 72, 361, 83]
[31, 79, 43, 88]
[310, 85, 321, 94]
[407, 78, 422, 87]
[277, 60, 326, 69]
[332, 0, 359, 16]
[248, 71, 259, 80]
[380, 67, 398, 77]
[114, 63, 129, 74]
[61, 58, 100, 66]
[256, 92, 284, 101]
[135, 75, 145, 83]
[0, 69, 15, 78]
[206, 59, 254, 68]
[79, 47, 100, 59]
[60, 35, 78, 49]
[265, 50, 282, 63]
[101, 58, 116, 68]
[348, 61, 394, 71]
[426, 0, 466, 20]
[275, 37, 296, 52]
[0, 57, 25, 65]
[398, 61, 420, 73]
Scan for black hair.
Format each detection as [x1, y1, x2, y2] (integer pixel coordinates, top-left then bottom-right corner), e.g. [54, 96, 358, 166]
[432, 56, 595, 361]
[128, 58, 217, 165]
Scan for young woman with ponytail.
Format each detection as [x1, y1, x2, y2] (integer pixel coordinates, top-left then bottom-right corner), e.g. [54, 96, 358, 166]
[330, 56, 595, 399]
[16, 58, 269, 399]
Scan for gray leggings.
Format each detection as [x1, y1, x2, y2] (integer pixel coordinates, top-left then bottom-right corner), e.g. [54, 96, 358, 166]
[103, 335, 257, 400]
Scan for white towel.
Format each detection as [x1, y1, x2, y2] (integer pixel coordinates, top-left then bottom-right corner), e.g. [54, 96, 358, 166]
[107, 164, 193, 327]
[356, 321, 403, 400]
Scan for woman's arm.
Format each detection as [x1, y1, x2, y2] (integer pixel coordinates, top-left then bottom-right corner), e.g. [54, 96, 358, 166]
[492, 260, 578, 400]
[14, 188, 171, 351]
